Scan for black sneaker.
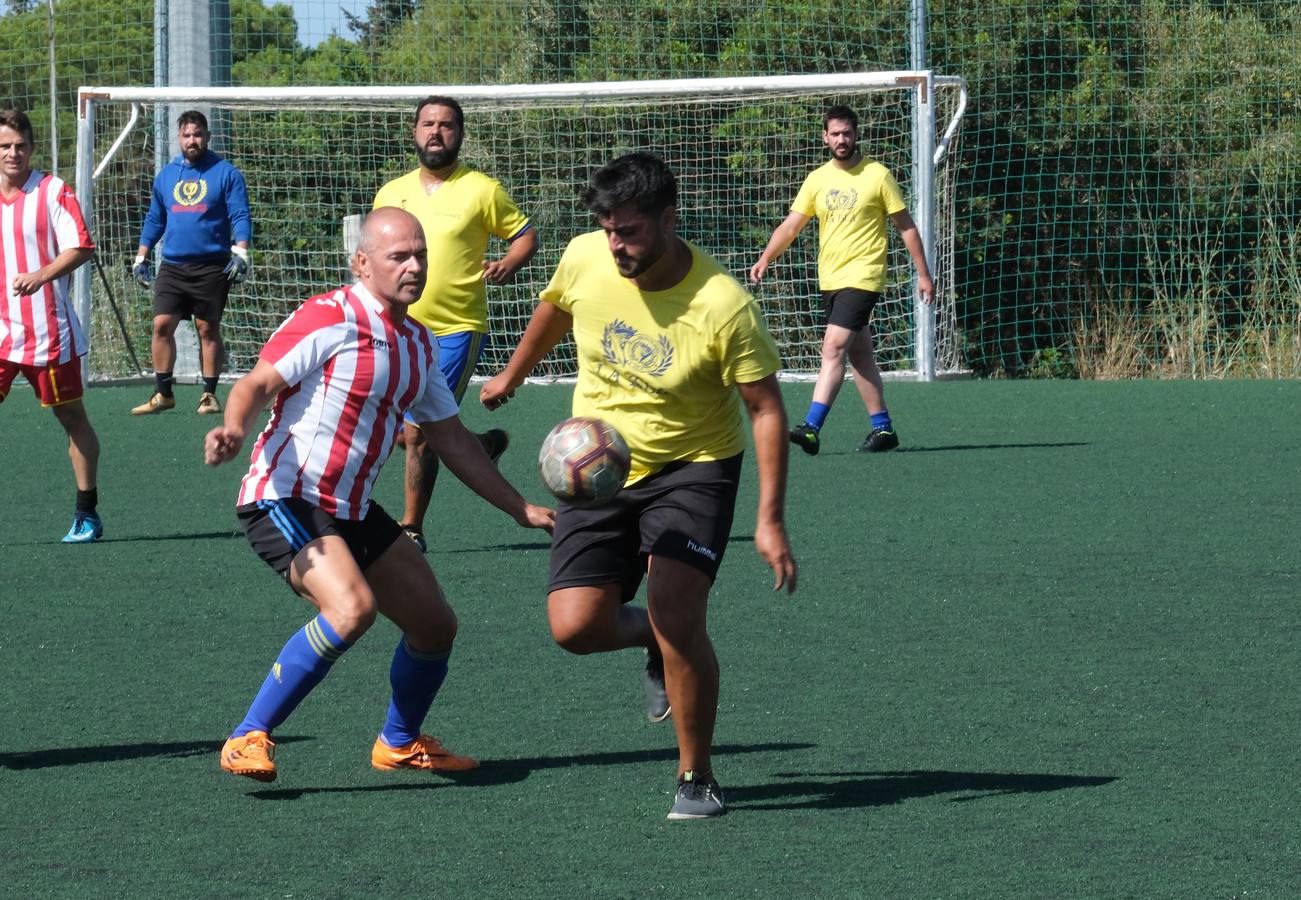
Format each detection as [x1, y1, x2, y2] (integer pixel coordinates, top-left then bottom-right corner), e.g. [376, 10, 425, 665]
[789, 422, 820, 456]
[401, 525, 427, 553]
[857, 426, 899, 453]
[643, 648, 671, 723]
[482, 428, 510, 464]
[667, 770, 726, 820]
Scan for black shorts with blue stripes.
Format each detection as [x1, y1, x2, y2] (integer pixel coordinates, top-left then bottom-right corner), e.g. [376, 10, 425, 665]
[237, 497, 404, 581]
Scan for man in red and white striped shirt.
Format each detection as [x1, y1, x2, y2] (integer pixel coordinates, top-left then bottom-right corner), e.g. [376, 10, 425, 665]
[204, 207, 554, 783]
[0, 109, 103, 543]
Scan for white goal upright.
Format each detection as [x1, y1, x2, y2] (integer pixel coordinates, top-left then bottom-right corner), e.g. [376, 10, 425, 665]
[75, 72, 967, 384]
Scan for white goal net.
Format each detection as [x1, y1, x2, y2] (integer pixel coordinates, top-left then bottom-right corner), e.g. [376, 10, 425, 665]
[75, 73, 966, 383]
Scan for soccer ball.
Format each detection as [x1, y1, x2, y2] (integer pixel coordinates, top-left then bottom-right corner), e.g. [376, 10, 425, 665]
[538, 417, 631, 506]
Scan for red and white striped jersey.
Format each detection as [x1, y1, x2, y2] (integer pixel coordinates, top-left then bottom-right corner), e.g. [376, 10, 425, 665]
[0, 171, 95, 366]
[237, 283, 460, 520]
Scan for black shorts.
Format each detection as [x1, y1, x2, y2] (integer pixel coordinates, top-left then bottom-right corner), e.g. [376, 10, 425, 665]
[548, 454, 743, 602]
[154, 261, 231, 322]
[822, 288, 881, 331]
[237, 497, 404, 581]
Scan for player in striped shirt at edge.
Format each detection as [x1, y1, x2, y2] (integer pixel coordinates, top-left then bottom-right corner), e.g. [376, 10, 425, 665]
[750, 104, 934, 454]
[482, 153, 798, 820]
[204, 207, 554, 783]
[372, 95, 539, 553]
[0, 109, 103, 543]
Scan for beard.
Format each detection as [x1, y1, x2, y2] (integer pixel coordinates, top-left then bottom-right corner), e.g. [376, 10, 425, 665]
[612, 235, 667, 279]
[416, 138, 461, 171]
[830, 141, 857, 160]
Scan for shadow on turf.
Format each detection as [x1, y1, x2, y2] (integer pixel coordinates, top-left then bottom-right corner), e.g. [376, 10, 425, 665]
[244, 741, 816, 801]
[0, 736, 312, 770]
[896, 441, 1090, 453]
[728, 769, 1116, 811]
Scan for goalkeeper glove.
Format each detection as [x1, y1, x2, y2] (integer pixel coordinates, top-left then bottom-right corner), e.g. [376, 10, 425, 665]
[131, 255, 153, 289]
[224, 246, 251, 283]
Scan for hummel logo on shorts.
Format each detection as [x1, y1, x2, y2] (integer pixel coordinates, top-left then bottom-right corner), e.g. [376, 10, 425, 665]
[686, 538, 718, 561]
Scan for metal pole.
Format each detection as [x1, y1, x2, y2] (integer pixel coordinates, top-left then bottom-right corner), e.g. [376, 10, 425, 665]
[74, 99, 95, 380]
[47, 0, 57, 174]
[909, 0, 937, 381]
[155, 0, 168, 169]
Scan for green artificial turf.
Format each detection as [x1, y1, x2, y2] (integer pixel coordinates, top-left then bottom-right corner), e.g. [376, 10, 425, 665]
[2, 380, 1297, 897]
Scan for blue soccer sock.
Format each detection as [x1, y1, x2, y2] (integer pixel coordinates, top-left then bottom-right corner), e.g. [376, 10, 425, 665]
[871, 409, 893, 432]
[805, 401, 832, 431]
[231, 614, 351, 738]
[379, 639, 450, 748]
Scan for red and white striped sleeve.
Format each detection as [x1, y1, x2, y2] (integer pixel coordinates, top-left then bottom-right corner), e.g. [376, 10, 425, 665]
[47, 178, 94, 252]
[261, 290, 352, 388]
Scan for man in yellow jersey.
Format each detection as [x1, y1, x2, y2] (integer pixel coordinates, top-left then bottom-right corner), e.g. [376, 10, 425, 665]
[482, 153, 797, 820]
[750, 105, 933, 454]
[373, 96, 538, 551]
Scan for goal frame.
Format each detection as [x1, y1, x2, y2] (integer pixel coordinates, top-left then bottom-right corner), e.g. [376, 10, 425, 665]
[75, 71, 968, 383]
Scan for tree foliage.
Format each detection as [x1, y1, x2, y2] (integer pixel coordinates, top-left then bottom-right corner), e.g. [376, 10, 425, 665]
[13, 0, 1296, 376]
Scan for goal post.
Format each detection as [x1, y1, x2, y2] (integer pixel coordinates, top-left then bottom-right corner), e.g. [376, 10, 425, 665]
[75, 72, 968, 384]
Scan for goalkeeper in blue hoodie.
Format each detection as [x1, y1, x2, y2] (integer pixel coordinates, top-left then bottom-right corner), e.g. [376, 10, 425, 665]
[130, 109, 252, 417]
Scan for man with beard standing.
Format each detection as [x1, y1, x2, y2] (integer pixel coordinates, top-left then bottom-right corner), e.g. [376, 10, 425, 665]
[131, 110, 252, 416]
[749, 105, 933, 454]
[373, 96, 538, 552]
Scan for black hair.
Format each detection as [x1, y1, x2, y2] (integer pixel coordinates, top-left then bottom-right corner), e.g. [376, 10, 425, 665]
[580, 151, 678, 218]
[177, 110, 210, 132]
[414, 95, 465, 132]
[823, 105, 858, 130]
[0, 108, 34, 143]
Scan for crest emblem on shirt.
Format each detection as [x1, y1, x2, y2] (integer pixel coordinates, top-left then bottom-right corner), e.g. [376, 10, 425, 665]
[601, 320, 673, 377]
[826, 188, 858, 211]
[173, 179, 208, 207]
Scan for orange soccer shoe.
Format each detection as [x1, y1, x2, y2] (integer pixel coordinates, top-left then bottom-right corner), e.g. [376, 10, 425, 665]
[220, 731, 278, 782]
[371, 734, 479, 772]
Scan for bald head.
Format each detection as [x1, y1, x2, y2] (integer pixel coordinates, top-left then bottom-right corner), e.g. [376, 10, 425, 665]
[355, 207, 428, 313]
[359, 206, 423, 253]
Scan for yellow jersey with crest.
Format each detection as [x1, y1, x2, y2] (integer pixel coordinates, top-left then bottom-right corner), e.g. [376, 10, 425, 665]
[792, 158, 907, 292]
[373, 165, 531, 335]
[541, 231, 781, 485]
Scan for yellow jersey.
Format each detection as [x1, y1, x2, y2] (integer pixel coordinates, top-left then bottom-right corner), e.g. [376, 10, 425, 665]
[373, 165, 531, 335]
[541, 231, 781, 485]
[791, 158, 906, 292]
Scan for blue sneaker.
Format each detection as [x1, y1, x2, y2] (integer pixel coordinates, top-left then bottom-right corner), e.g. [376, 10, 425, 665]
[62, 512, 103, 544]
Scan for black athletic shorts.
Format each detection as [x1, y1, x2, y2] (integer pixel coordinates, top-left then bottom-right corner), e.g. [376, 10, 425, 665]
[822, 287, 881, 331]
[548, 454, 743, 602]
[154, 261, 232, 322]
[237, 497, 404, 581]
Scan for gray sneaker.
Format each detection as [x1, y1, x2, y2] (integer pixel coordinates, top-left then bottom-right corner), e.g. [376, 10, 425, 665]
[667, 770, 725, 820]
[643, 648, 671, 723]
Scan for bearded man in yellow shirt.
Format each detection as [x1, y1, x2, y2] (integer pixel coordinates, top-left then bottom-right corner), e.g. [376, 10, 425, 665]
[374, 96, 539, 550]
[750, 105, 934, 454]
[482, 153, 797, 820]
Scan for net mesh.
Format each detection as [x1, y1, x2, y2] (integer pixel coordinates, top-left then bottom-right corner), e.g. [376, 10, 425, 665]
[11, 1, 1297, 379]
[83, 83, 962, 380]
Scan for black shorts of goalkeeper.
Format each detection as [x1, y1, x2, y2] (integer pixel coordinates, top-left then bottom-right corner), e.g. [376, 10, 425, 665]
[547, 454, 742, 603]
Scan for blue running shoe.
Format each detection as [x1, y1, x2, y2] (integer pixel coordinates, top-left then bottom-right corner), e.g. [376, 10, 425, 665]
[62, 512, 103, 544]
